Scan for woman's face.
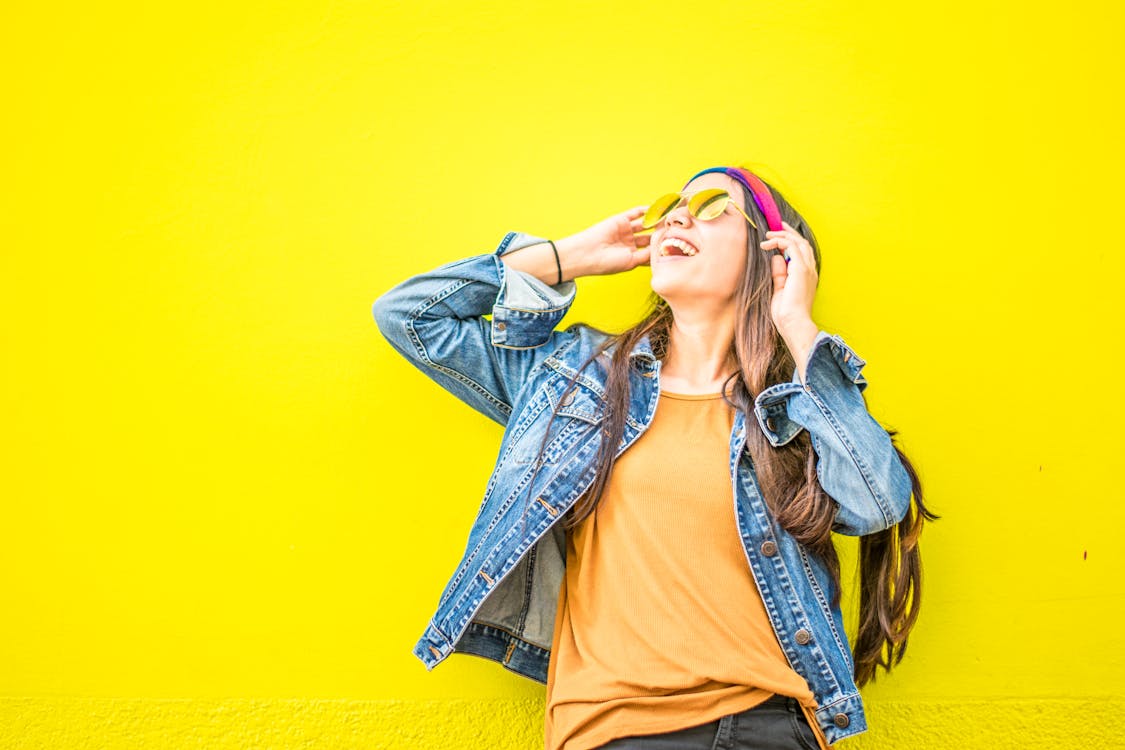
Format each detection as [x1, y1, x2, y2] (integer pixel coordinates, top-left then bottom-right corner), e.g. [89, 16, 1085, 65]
[649, 172, 751, 307]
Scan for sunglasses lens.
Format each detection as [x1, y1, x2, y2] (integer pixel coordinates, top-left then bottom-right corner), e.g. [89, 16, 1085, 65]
[643, 193, 683, 228]
[690, 188, 730, 221]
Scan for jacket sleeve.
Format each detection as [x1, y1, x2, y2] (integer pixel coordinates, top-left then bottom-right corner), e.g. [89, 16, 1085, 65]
[751, 332, 913, 536]
[371, 231, 580, 426]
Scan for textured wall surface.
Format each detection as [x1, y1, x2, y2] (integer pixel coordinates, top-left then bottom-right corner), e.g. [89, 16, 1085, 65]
[2, 0, 1123, 747]
[4, 698, 1124, 749]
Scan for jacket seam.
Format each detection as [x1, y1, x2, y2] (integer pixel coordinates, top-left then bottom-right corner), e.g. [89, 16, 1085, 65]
[735, 465, 842, 695]
[797, 544, 851, 670]
[495, 303, 571, 314]
[516, 543, 536, 631]
[799, 380, 893, 530]
[405, 277, 513, 418]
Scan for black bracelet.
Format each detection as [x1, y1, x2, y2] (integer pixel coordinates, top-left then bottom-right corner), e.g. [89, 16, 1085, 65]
[547, 239, 562, 285]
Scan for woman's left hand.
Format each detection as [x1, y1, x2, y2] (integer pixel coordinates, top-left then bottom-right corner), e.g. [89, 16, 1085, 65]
[760, 220, 818, 332]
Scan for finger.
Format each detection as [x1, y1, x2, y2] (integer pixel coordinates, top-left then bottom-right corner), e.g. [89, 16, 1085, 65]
[633, 246, 651, 267]
[770, 252, 787, 294]
[790, 234, 815, 271]
[779, 220, 811, 254]
[761, 237, 793, 262]
[631, 214, 651, 228]
[782, 220, 803, 239]
[767, 221, 800, 238]
[795, 241, 814, 272]
[771, 223, 814, 270]
[628, 205, 648, 218]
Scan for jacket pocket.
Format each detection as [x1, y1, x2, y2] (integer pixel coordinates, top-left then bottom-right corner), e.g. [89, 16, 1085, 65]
[555, 382, 607, 425]
[512, 378, 607, 465]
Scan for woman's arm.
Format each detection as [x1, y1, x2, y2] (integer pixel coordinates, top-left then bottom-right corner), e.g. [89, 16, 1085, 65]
[371, 233, 581, 426]
[752, 333, 913, 536]
[756, 221, 912, 535]
[371, 207, 651, 425]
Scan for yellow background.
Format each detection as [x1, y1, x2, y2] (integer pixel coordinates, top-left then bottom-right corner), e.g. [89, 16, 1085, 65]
[3, 0, 1123, 747]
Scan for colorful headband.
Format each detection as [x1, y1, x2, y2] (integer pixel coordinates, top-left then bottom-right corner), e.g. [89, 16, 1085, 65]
[682, 166, 784, 233]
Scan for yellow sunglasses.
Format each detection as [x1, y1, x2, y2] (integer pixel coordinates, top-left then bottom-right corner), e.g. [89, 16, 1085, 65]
[639, 188, 758, 233]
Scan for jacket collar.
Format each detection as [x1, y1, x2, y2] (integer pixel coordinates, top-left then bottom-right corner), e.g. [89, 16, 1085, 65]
[604, 332, 659, 369]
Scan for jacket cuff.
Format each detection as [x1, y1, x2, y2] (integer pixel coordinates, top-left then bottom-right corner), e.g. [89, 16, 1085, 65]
[489, 232, 578, 349]
[753, 331, 867, 446]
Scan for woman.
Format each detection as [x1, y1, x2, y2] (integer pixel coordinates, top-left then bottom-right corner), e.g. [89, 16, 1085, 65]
[372, 165, 936, 750]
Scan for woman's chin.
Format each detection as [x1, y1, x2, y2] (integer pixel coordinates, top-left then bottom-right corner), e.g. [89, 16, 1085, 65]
[650, 275, 693, 300]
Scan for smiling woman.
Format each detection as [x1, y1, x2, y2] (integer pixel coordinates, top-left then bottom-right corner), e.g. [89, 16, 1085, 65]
[371, 164, 938, 750]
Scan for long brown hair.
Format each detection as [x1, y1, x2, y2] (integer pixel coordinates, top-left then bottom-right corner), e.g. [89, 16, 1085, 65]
[520, 169, 939, 687]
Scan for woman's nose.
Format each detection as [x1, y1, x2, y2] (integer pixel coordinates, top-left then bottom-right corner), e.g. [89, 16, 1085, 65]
[665, 204, 690, 227]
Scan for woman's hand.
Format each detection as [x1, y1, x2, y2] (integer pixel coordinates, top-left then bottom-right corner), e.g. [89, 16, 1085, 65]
[760, 220, 818, 330]
[760, 220, 820, 381]
[555, 205, 653, 278]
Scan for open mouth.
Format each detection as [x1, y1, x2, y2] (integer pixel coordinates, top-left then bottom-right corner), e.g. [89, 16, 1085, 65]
[658, 237, 699, 257]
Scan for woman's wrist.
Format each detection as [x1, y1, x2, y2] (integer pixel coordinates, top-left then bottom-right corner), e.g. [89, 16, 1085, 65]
[778, 316, 820, 384]
[500, 235, 599, 285]
[499, 241, 564, 286]
[553, 233, 601, 279]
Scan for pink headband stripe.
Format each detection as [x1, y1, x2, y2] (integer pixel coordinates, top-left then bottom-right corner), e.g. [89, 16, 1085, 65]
[683, 166, 785, 233]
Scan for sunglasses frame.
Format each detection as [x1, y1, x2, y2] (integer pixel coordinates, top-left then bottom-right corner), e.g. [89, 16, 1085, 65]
[640, 188, 758, 232]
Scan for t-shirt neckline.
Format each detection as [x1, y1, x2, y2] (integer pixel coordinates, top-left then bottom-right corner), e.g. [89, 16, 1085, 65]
[659, 390, 725, 401]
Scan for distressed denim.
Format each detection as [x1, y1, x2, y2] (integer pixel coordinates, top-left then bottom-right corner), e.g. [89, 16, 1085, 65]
[371, 231, 913, 745]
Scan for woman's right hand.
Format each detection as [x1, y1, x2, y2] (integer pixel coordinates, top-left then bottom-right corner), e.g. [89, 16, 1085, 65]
[555, 205, 653, 278]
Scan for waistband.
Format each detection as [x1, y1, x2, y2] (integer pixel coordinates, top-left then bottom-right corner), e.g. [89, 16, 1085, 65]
[739, 693, 801, 713]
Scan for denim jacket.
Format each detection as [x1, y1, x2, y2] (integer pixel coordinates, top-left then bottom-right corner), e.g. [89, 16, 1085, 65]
[371, 231, 913, 745]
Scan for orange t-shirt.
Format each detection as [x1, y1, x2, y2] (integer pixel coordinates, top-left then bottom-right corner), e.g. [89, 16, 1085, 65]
[544, 390, 832, 750]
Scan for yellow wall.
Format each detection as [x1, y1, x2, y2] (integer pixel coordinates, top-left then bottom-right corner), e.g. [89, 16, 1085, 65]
[3, 1, 1123, 747]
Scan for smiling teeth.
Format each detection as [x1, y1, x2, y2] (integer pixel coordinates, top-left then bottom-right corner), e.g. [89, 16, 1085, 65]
[660, 237, 698, 256]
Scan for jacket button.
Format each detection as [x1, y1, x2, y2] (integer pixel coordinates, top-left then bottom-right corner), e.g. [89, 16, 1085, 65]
[760, 540, 778, 556]
[794, 628, 812, 645]
[833, 712, 850, 728]
[765, 417, 776, 431]
[495, 321, 506, 331]
[561, 389, 575, 406]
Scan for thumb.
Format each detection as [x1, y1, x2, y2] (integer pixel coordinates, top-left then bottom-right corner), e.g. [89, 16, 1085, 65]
[632, 245, 651, 268]
[770, 253, 788, 295]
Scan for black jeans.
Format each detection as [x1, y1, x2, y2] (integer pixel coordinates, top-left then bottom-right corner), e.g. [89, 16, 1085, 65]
[594, 694, 821, 750]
